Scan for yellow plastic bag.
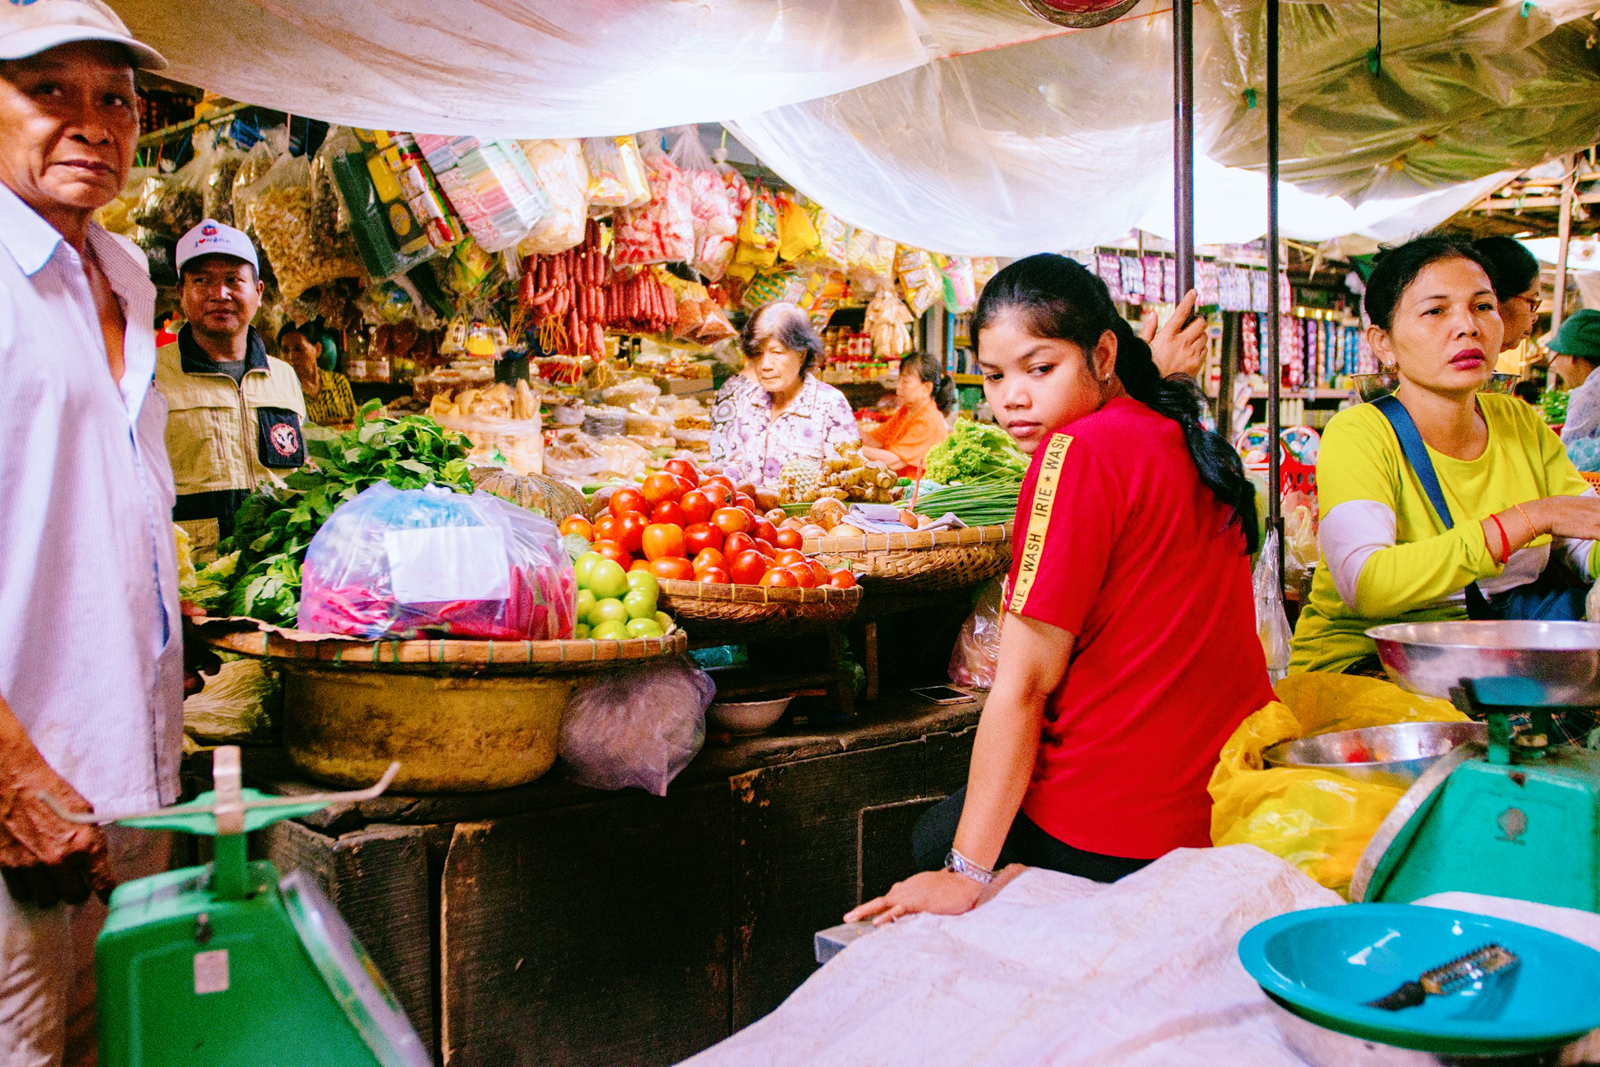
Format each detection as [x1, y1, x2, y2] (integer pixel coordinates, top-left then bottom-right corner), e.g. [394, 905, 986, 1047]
[1208, 672, 1468, 897]
[776, 194, 819, 262]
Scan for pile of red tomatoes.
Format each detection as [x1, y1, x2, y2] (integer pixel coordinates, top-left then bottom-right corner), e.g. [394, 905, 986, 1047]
[559, 459, 858, 590]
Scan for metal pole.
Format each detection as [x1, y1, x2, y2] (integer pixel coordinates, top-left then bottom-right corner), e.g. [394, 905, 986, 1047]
[1552, 155, 1576, 337]
[1266, 0, 1283, 569]
[1174, 0, 1195, 297]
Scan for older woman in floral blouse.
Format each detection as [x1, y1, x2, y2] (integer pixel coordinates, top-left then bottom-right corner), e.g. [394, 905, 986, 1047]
[711, 302, 859, 485]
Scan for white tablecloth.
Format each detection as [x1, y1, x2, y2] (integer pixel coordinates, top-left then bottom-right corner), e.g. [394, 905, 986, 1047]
[680, 845, 1600, 1067]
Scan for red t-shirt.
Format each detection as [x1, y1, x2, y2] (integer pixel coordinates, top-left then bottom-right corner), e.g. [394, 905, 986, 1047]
[1004, 396, 1273, 859]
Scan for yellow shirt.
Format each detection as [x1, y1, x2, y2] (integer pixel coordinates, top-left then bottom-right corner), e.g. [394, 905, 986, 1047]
[1289, 393, 1598, 674]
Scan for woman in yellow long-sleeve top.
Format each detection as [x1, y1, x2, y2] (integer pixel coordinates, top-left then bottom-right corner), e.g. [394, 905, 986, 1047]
[1290, 235, 1600, 696]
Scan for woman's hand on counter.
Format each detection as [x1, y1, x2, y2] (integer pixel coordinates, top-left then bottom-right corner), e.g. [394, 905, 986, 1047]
[844, 864, 1028, 926]
[1516, 496, 1600, 543]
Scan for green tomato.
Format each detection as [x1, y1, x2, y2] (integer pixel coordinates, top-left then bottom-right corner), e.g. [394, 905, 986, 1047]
[624, 570, 659, 599]
[586, 559, 629, 600]
[589, 597, 629, 626]
[574, 589, 597, 623]
[623, 589, 658, 620]
[572, 623, 591, 640]
[654, 611, 673, 632]
[590, 619, 629, 641]
[625, 618, 665, 639]
[573, 552, 603, 588]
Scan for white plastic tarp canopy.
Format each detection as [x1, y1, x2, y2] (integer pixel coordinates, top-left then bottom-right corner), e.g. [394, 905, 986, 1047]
[112, 0, 1600, 254]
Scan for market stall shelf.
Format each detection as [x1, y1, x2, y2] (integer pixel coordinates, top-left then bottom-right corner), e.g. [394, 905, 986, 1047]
[803, 523, 1012, 593]
[655, 580, 861, 642]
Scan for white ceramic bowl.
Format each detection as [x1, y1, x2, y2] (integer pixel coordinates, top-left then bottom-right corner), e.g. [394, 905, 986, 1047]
[707, 696, 794, 736]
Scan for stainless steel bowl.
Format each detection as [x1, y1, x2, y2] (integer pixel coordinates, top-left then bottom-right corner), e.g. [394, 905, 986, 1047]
[1352, 371, 1516, 404]
[1263, 721, 1487, 789]
[1367, 621, 1600, 707]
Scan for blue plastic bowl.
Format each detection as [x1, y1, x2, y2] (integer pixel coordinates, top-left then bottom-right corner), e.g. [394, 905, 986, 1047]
[1238, 904, 1600, 1056]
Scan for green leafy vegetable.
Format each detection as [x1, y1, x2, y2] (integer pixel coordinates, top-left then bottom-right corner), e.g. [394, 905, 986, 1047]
[923, 418, 1028, 486]
[1542, 388, 1569, 426]
[912, 483, 1019, 527]
[192, 401, 474, 625]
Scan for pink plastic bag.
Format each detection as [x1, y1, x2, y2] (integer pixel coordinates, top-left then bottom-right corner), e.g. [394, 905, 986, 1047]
[613, 132, 695, 266]
[298, 483, 576, 640]
[948, 580, 1002, 689]
[558, 659, 713, 795]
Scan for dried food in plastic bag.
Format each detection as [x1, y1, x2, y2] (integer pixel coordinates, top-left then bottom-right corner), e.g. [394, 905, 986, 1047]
[948, 579, 1002, 689]
[847, 228, 895, 281]
[557, 659, 712, 795]
[583, 134, 650, 209]
[412, 135, 551, 253]
[310, 130, 367, 268]
[230, 130, 282, 244]
[131, 170, 202, 242]
[298, 482, 576, 640]
[897, 245, 943, 317]
[614, 132, 694, 265]
[129, 225, 177, 286]
[240, 148, 363, 301]
[517, 138, 590, 255]
[198, 138, 248, 227]
[810, 207, 852, 272]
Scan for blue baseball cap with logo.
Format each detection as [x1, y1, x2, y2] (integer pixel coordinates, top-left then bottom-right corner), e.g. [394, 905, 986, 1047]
[0, 0, 166, 69]
[176, 219, 259, 274]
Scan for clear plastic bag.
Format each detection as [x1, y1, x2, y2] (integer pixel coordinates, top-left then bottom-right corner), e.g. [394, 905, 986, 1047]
[239, 144, 363, 300]
[1208, 672, 1467, 896]
[897, 245, 943, 317]
[298, 483, 576, 640]
[93, 165, 154, 235]
[230, 129, 282, 245]
[557, 658, 713, 795]
[948, 579, 1002, 689]
[131, 165, 203, 241]
[614, 132, 695, 265]
[1254, 530, 1293, 683]
[516, 138, 591, 255]
[412, 135, 552, 253]
[197, 136, 248, 227]
[668, 126, 736, 241]
[582, 134, 651, 208]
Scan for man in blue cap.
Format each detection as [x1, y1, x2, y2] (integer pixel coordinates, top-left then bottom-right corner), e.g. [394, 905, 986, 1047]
[157, 218, 306, 558]
[1552, 309, 1600, 445]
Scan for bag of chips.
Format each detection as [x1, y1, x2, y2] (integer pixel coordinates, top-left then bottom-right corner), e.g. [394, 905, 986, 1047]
[614, 132, 695, 265]
[517, 139, 590, 256]
[583, 135, 651, 209]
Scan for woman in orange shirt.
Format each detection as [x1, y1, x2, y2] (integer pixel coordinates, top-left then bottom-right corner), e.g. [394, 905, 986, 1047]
[860, 351, 956, 477]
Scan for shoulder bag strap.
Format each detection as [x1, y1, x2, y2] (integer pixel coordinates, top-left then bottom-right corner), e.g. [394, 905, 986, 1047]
[1371, 393, 1490, 615]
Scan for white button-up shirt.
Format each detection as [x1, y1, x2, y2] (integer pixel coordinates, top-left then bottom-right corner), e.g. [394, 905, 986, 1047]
[0, 181, 182, 813]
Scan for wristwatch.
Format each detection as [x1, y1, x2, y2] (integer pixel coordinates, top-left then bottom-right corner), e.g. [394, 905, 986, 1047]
[944, 848, 994, 886]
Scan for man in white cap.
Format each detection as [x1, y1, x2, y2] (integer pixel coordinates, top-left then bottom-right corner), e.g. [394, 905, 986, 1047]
[157, 218, 305, 555]
[0, 2, 180, 1062]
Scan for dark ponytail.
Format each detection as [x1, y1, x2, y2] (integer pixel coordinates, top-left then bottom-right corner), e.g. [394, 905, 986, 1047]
[973, 253, 1258, 554]
[900, 350, 958, 416]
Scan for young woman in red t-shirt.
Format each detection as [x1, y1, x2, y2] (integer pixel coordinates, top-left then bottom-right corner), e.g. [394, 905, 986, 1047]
[848, 254, 1274, 924]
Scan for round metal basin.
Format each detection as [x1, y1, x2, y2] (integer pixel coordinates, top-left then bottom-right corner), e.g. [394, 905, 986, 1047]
[1263, 721, 1487, 789]
[281, 666, 572, 793]
[1367, 621, 1600, 707]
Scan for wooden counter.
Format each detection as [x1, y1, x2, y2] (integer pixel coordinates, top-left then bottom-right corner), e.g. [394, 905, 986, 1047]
[241, 691, 981, 1066]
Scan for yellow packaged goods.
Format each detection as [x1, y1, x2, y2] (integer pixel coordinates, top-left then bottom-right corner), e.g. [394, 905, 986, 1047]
[776, 193, 820, 262]
[516, 139, 591, 255]
[1208, 672, 1468, 898]
[897, 246, 944, 317]
[583, 135, 651, 208]
[847, 229, 896, 281]
[809, 207, 852, 271]
[734, 188, 781, 269]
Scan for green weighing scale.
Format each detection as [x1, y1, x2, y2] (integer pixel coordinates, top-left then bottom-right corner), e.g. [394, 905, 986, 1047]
[1351, 621, 1600, 913]
[45, 746, 429, 1067]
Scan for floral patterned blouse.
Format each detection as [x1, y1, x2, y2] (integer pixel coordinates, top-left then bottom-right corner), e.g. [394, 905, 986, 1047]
[710, 372, 860, 485]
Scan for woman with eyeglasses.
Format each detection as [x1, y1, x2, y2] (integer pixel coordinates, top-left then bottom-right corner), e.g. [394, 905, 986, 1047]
[1474, 236, 1543, 353]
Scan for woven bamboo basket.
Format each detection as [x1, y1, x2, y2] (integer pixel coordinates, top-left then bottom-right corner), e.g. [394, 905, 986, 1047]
[801, 523, 1013, 593]
[201, 621, 687, 676]
[655, 580, 862, 641]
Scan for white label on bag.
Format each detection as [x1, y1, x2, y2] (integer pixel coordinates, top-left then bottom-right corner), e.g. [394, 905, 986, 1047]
[384, 527, 511, 604]
[194, 949, 229, 995]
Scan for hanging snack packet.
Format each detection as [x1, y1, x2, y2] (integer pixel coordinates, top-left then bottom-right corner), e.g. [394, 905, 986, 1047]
[614, 132, 695, 266]
[809, 207, 852, 272]
[412, 135, 551, 253]
[196, 136, 248, 228]
[776, 193, 820, 263]
[668, 126, 736, 240]
[971, 256, 999, 291]
[583, 135, 651, 209]
[897, 246, 943, 317]
[517, 139, 590, 255]
[940, 255, 977, 314]
[326, 129, 442, 281]
[238, 144, 363, 300]
[848, 230, 896, 284]
[734, 187, 781, 271]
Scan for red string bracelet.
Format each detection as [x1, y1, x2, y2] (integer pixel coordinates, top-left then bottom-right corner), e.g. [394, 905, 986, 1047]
[1489, 512, 1511, 566]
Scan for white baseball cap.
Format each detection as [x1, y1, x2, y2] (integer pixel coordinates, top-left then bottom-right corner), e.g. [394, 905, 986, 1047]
[176, 219, 259, 273]
[0, 0, 166, 70]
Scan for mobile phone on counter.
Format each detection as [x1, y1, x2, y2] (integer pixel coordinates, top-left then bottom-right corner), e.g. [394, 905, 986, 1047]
[910, 686, 971, 705]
